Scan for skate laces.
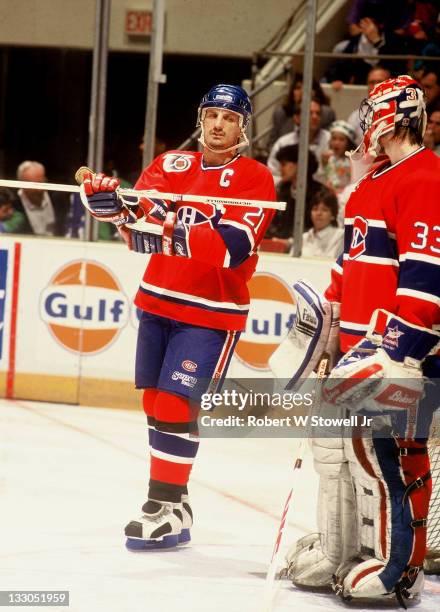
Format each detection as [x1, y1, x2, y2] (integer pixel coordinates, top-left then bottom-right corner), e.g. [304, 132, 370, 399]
[139, 500, 174, 524]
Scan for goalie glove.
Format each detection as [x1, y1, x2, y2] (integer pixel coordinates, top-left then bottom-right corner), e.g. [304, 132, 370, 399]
[323, 310, 440, 431]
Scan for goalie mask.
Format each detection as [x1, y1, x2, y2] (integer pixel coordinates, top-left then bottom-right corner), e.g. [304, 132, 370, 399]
[197, 84, 252, 153]
[348, 75, 427, 180]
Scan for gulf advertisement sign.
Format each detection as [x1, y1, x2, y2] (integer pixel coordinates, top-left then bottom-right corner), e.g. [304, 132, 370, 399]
[40, 260, 129, 354]
[235, 272, 295, 370]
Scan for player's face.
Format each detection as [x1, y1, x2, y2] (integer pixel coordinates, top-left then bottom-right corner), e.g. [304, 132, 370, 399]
[203, 108, 241, 151]
[311, 202, 334, 231]
[330, 132, 349, 156]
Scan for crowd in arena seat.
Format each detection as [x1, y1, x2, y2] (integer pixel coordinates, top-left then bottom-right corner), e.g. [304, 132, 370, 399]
[0, 159, 123, 241]
[0, 162, 70, 237]
[262, 0, 440, 257]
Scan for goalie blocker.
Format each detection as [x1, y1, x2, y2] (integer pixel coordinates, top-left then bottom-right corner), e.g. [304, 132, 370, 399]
[269, 279, 340, 389]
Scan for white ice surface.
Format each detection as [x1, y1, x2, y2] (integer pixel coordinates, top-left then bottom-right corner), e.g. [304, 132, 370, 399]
[0, 398, 439, 612]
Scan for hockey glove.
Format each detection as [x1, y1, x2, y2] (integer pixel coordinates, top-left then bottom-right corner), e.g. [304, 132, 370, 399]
[118, 216, 190, 257]
[323, 309, 440, 420]
[79, 170, 138, 226]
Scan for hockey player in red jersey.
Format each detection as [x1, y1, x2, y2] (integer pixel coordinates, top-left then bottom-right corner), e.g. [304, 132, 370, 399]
[285, 76, 440, 605]
[80, 84, 276, 550]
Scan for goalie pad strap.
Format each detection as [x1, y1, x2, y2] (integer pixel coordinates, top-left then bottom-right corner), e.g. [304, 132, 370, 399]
[402, 471, 431, 507]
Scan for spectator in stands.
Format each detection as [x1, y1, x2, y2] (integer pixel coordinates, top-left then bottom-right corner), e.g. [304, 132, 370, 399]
[424, 108, 440, 154]
[318, 120, 356, 194]
[0, 188, 26, 234]
[347, 65, 391, 142]
[326, 7, 413, 86]
[421, 65, 440, 113]
[347, 1, 413, 35]
[14, 161, 69, 236]
[267, 99, 330, 184]
[267, 73, 335, 149]
[301, 190, 344, 258]
[266, 144, 327, 240]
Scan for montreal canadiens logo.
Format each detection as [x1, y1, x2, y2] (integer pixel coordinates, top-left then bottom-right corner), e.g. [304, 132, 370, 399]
[349, 215, 368, 259]
[182, 360, 197, 372]
[163, 153, 194, 173]
[177, 203, 216, 226]
[235, 273, 295, 370]
[40, 260, 129, 354]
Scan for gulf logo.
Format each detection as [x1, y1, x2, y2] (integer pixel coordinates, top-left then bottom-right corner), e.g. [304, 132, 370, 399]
[40, 260, 129, 354]
[235, 272, 295, 370]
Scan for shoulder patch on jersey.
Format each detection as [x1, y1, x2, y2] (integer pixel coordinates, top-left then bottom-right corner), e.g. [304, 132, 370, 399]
[163, 153, 195, 173]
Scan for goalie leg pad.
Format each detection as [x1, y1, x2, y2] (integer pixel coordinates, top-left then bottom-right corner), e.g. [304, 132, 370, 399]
[341, 431, 430, 595]
[286, 437, 356, 587]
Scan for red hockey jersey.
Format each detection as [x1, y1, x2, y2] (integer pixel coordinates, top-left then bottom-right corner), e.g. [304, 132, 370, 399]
[325, 147, 440, 352]
[133, 151, 276, 331]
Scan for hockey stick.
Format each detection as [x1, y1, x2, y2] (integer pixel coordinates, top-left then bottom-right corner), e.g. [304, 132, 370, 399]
[0, 170, 286, 211]
[262, 356, 329, 612]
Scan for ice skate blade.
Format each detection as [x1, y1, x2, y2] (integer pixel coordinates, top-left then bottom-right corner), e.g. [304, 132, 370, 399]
[178, 528, 191, 545]
[125, 533, 179, 551]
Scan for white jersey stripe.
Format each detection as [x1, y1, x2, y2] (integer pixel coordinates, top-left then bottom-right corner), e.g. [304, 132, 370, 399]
[140, 281, 250, 311]
[332, 261, 343, 274]
[399, 252, 440, 266]
[396, 288, 440, 306]
[343, 254, 399, 267]
[340, 320, 369, 331]
[344, 218, 388, 228]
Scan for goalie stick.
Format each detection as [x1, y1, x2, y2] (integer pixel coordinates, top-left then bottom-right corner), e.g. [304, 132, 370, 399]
[262, 356, 329, 612]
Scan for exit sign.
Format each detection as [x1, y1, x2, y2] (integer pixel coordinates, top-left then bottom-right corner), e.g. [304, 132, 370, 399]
[125, 10, 153, 36]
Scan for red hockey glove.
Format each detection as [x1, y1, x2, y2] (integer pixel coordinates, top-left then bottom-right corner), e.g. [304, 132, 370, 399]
[79, 170, 139, 226]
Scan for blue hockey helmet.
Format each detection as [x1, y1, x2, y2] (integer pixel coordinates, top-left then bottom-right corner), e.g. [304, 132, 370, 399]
[197, 84, 252, 129]
[197, 84, 252, 152]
